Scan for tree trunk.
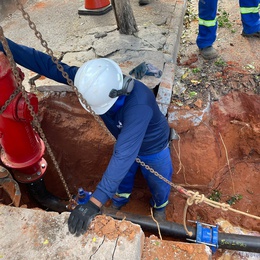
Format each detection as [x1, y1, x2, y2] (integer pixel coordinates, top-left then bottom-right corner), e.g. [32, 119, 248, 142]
[111, 0, 138, 35]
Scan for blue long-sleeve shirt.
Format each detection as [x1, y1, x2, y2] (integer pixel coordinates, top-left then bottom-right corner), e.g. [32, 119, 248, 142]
[0, 38, 170, 205]
[94, 81, 170, 203]
[0, 38, 78, 83]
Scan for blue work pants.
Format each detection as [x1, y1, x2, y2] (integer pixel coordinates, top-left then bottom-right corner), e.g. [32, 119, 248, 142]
[196, 0, 260, 49]
[112, 147, 173, 210]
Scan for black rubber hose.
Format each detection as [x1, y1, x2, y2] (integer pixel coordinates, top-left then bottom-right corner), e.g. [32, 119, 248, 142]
[26, 178, 69, 213]
[102, 207, 260, 253]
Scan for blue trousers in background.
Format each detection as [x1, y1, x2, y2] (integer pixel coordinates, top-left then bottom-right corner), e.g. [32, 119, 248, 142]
[196, 0, 260, 49]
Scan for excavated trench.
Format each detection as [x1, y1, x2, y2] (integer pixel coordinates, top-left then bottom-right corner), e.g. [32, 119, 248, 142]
[1, 88, 259, 249]
[0, 1, 259, 259]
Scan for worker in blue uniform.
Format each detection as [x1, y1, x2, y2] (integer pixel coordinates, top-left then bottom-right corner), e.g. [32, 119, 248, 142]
[197, 0, 260, 59]
[0, 38, 174, 236]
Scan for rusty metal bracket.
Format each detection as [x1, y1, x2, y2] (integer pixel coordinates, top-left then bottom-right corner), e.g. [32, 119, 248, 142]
[0, 165, 21, 207]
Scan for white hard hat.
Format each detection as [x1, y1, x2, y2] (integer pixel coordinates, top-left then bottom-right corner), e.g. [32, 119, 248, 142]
[74, 58, 123, 115]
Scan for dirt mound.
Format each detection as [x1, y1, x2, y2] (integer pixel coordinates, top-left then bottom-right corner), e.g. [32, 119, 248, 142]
[167, 0, 259, 239]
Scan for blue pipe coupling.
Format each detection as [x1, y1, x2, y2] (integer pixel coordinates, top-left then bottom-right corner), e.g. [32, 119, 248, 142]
[187, 221, 219, 253]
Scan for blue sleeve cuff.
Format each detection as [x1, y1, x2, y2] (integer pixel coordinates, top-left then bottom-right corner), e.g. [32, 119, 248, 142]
[92, 188, 111, 205]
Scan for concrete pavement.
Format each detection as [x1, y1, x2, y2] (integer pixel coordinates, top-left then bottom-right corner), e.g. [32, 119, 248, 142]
[0, 204, 144, 260]
[0, 0, 186, 115]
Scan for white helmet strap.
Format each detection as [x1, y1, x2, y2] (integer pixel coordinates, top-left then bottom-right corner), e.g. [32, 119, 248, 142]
[109, 75, 134, 98]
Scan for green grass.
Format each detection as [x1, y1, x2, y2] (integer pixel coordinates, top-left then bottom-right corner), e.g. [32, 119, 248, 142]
[226, 194, 243, 205]
[215, 58, 226, 67]
[208, 189, 222, 202]
[192, 68, 201, 73]
[217, 9, 232, 29]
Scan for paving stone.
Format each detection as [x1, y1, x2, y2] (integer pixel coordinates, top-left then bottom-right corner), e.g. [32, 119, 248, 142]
[0, 205, 144, 260]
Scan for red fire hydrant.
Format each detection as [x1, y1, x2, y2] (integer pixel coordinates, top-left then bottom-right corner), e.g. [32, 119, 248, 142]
[0, 52, 47, 183]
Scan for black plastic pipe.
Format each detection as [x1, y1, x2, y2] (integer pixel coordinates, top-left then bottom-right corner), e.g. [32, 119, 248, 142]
[102, 207, 260, 253]
[218, 232, 260, 252]
[27, 178, 69, 213]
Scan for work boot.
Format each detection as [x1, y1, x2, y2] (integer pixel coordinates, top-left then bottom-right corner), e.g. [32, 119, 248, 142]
[199, 46, 218, 60]
[139, 0, 150, 6]
[153, 208, 166, 222]
[111, 195, 129, 210]
[110, 203, 122, 210]
[242, 31, 260, 38]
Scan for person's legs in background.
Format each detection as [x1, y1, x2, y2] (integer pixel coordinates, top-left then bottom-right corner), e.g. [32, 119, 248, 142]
[196, 0, 219, 59]
[240, 0, 260, 37]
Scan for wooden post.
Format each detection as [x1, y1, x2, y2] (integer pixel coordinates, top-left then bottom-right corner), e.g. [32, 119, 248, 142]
[111, 0, 138, 35]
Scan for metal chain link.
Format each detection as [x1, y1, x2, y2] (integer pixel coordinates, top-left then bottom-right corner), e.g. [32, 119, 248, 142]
[135, 158, 190, 196]
[0, 24, 74, 202]
[0, 87, 20, 114]
[135, 158, 177, 188]
[0, 28, 21, 114]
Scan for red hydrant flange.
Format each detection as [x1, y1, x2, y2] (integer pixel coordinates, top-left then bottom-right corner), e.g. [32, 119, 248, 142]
[0, 52, 47, 183]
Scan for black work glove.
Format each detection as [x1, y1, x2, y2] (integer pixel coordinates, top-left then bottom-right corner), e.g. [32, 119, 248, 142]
[68, 200, 101, 236]
[129, 62, 147, 79]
